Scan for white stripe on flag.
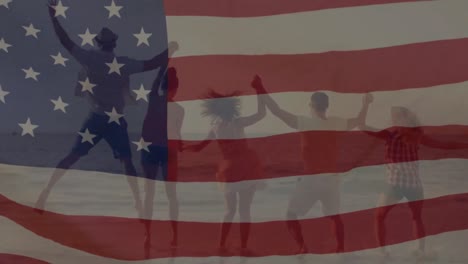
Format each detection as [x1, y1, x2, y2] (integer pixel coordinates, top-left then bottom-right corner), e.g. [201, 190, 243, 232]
[167, 0, 468, 57]
[175, 81, 468, 139]
[1, 158, 468, 222]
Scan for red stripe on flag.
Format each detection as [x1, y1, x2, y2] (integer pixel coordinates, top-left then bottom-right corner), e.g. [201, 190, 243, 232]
[164, 0, 429, 17]
[170, 38, 468, 101]
[0, 254, 49, 264]
[171, 125, 468, 182]
[1, 193, 468, 260]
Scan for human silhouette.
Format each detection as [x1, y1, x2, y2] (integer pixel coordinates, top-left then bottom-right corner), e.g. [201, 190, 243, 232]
[185, 76, 266, 253]
[252, 75, 372, 254]
[35, 0, 171, 216]
[141, 65, 184, 255]
[359, 103, 468, 260]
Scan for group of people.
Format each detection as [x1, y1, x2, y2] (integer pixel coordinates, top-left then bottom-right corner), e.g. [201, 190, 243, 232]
[34, 0, 468, 260]
[188, 76, 467, 259]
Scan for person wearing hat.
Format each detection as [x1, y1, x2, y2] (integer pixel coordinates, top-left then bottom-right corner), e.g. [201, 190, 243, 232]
[95, 27, 118, 47]
[35, 0, 174, 217]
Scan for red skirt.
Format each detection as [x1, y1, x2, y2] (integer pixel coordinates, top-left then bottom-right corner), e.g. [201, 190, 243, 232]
[216, 148, 263, 183]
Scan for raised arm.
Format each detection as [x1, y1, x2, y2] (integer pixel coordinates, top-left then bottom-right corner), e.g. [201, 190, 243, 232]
[143, 49, 168, 72]
[149, 42, 180, 94]
[356, 93, 391, 140]
[235, 76, 266, 127]
[362, 127, 391, 140]
[143, 41, 178, 72]
[347, 93, 373, 130]
[252, 75, 299, 129]
[48, 0, 77, 52]
[184, 130, 215, 152]
[420, 134, 468, 149]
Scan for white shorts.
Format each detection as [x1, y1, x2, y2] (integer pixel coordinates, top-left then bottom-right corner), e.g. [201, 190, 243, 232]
[287, 174, 341, 217]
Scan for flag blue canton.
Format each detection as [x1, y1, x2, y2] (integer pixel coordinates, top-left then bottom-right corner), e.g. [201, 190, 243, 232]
[0, 0, 168, 172]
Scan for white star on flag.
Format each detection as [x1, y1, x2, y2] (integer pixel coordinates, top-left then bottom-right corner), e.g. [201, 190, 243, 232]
[0, 0, 12, 9]
[0, 85, 10, 104]
[106, 58, 124, 75]
[133, 84, 151, 102]
[51, 52, 69, 66]
[105, 0, 123, 19]
[23, 23, 41, 39]
[22, 67, 40, 81]
[18, 118, 38, 137]
[51, 0, 69, 18]
[133, 27, 152, 47]
[105, 107, 124, 125]
[78, 28, 97, 47]
[51, 96, 69, 113]
[0, 38, 12, 53]
[79, 77, 96, 94]
[78, 129, 96, 145]
[132, 137, 151, 152]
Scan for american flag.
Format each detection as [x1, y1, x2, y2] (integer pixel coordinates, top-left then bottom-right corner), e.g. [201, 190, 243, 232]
[1, 0, 468, 263]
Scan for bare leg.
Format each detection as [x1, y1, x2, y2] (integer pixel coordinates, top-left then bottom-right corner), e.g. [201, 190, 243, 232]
[121, 158, 143, 218]
[409, 200, 426, 254]
[286, 178, 317, 254]
[375, 193, 399, 256]
[239, 188, 255, 249]
[35, 153, 81, 211]
[143, 165, 157, 220]
[165, 182, 179, 247]
[219, 191, 237, 249]
[239, 187, 255, 250]
[321, 186, 344, 253]
[286, 210, 307, 253]
[142, 164, 157, 257]
[329, 215, 345, 253]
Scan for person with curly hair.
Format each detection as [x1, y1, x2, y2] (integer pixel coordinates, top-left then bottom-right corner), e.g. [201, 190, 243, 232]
[185, 76, 266, 253]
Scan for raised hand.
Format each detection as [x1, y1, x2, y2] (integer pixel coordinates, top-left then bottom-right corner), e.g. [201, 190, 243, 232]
[48, 0, 58, 18]
[168, 41, 179, 57]
[251, 75, 265, 93]
[363, 93, 374, 105]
